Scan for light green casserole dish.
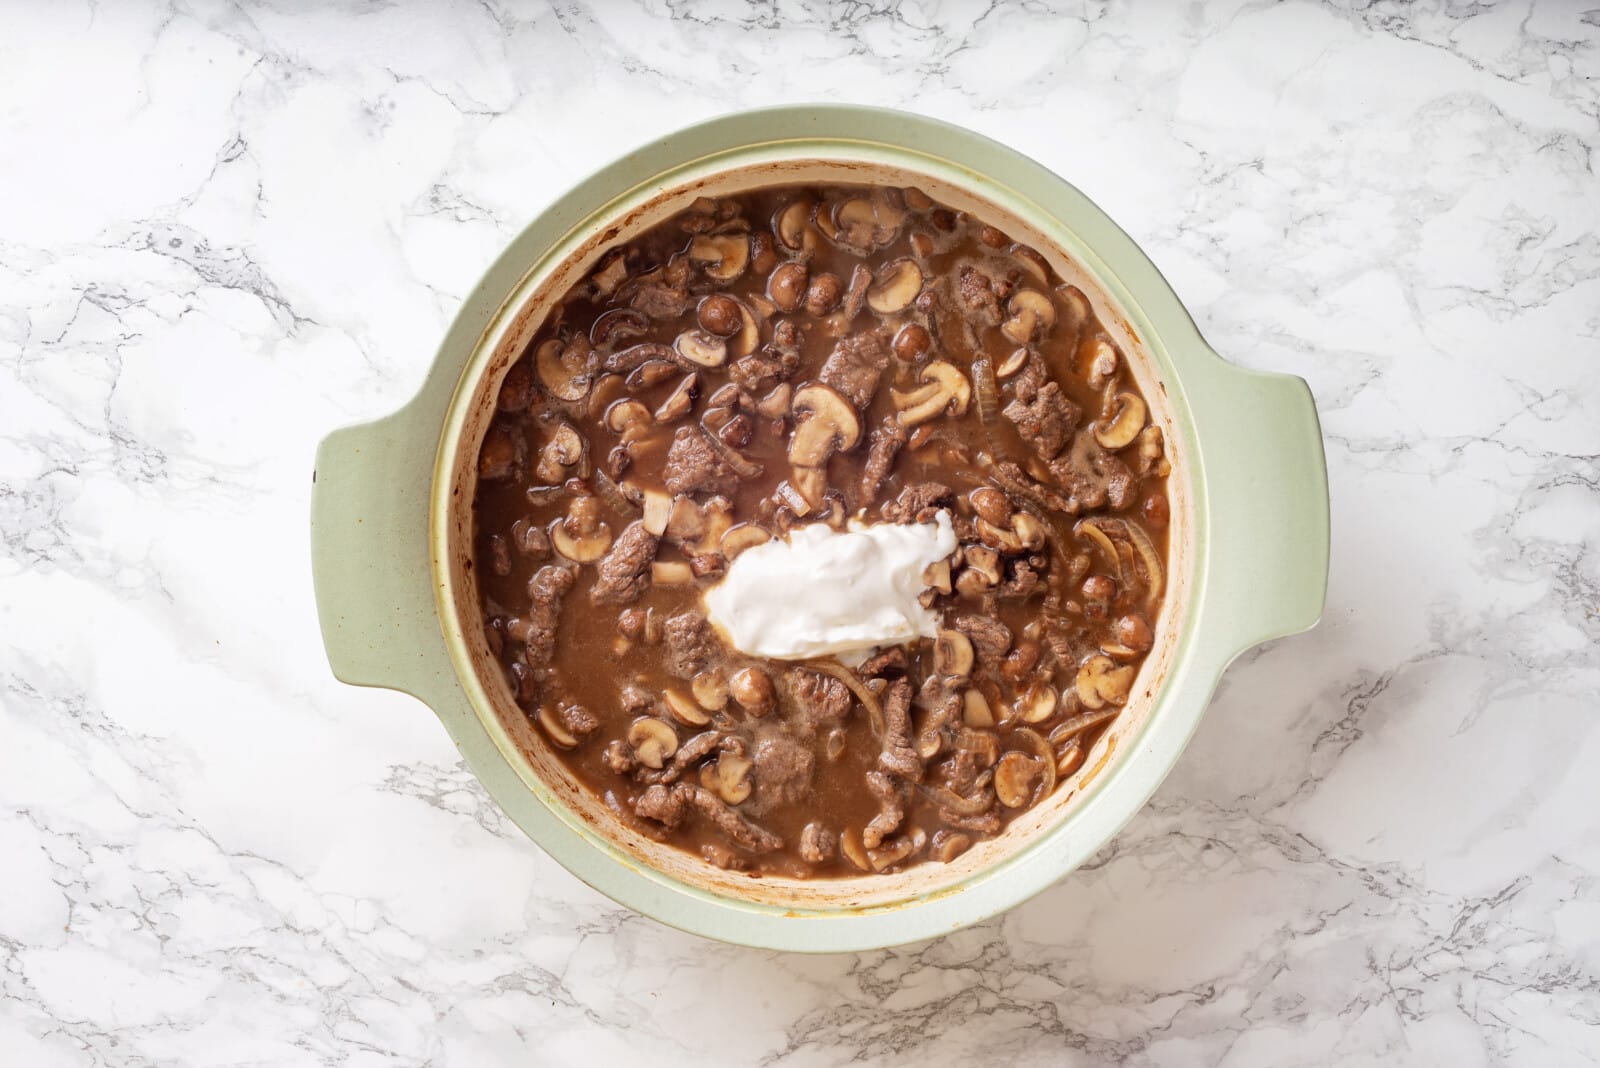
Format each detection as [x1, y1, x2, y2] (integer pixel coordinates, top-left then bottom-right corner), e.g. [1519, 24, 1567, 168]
[310, 106, 1329, 952]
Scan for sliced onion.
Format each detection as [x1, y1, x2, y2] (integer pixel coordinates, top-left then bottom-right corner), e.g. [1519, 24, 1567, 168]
[917, 781, 993, 816]
[972, 357, 1000, 438]
[1119, 518, 1165, 606]
[810, 660, 886, 739]
[590, 467, 639, 518]
[1047, 705, 1121, 744]
[703, 428, 764, 479]
[1075, 519, 1122, 584]
[1013, 727, 1056, 799]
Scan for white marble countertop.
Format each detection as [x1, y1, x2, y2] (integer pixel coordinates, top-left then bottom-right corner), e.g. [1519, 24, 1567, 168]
[3, 2, 1597, 1065]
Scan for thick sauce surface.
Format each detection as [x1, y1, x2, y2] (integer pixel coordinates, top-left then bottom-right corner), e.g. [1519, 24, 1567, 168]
[473, 184, 1171, 877]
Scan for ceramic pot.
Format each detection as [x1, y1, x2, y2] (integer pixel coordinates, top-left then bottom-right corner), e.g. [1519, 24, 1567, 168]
[311, 106, 1329, 951]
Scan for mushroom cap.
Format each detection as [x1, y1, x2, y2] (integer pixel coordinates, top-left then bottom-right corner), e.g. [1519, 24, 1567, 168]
[892, 361, 972, 426]
[866, 258, 924, 314]
[1093, 391, 1148, 451]
[550, 515, 613, 564]
[674, 329, 728, 368]
[788, 382, 863, 466]
[627, 717, 678, 769]
[536, 338, 592, 402]
[664, 687, 711, 727]
[687, 233, 750, 282]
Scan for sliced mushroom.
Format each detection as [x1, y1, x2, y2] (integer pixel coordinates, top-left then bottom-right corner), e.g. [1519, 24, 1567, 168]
[712, 754, 752, 805]
[604, 399, 653, 444]
[757, 383, 792, 420]
[934, 629, 975, 678]
[891, 361, 971, 427]
[1019, 684, 1058, 724]
[664, 687, 711, 727]
[534, 421, 585, 484]
[1055, 738, 1087, 778]
[774, 199, 812, 251]
[674, 329, 727, 369]
[728, 666, 775, 716]
[1001, 289, 1057, 345]
[730, 302, 761, 358]
[692, 671, 729, 711]
[963, 545, 1002, 588]
[1085, 336, 1118, 389]
[687, 233, 749, 282]
[628, 717, 679, 769]
[932, 830, 972, 864]
[538, 706, 578, 750]
[840, 827, 872, 872]
[626, 358, 679, 389]
[834, 197, 876, 248]
[962, 688, 995, 728]
[1076, 654, 1136, 710]
[535, 338, 592, 402]
[654, 373, 700, 423]
[651, 560, 694, 585]
[721, 523, 771, 558]
[868, 826, 926, 872]
[996, 348, 1030, 379]
[550, 506, 613, 563]
[976, 511, 1046, 555]
[866, 258, 923, 314]
[1094, 392, 1147, 451]
[788, 383, 862, 466]
[995, 751, 1045, 809]
[640, 487, 672, 536]
[923, 558, 953, 595]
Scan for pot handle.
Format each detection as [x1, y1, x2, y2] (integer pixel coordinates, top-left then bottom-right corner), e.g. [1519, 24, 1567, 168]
[1194, 362, 1330, 658]
[310, 401, 453, 700]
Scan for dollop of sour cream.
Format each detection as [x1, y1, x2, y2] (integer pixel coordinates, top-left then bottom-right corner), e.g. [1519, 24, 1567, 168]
[703, 511, 956, 662]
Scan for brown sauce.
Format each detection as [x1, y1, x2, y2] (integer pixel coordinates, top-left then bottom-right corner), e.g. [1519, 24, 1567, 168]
[472, 183, 1171, 877]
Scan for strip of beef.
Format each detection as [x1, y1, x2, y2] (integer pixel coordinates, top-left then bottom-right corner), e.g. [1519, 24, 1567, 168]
[1050, 434, 1135, 512]
[955, 614, 1012, 673]
[1000, 559, 1043, 600]
[784, 668, 852, 734]
[859, 416, 907, 504]
[686, 786, 783, 854]
[634, 783, 691, 829]
[664, 425, 738, 497]
[858, 646, 908, 678]
[991, 460, 1075, 515]
[557, 704, 600, 739]
[663, 610, 716, 677]
[878, 678, 923, 781]
[880, 480, 954, 524]
[819, 331, 889, 410]
[748, 732, 815, 814]
[522, 565, 574, 668]
[641, 730, 722, 785]
[1003, 380, 1078, 460]
[590, 521, 659, 606]
[630, 282, 691, 320]
[798, 822, 836, 864]
[956, 264, 1003, 328]
[862, 771, 907, 849]
[840, 264, 873, 322]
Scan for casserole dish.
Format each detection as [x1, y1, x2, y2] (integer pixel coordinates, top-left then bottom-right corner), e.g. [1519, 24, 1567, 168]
[311, 106, 1329, 951]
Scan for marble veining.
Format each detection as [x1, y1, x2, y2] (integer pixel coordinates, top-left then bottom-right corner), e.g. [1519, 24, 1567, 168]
[2, 1, 1597, 1065]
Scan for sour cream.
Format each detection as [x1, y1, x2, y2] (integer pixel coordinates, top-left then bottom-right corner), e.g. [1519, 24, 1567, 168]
[704, 511, 956, 662]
